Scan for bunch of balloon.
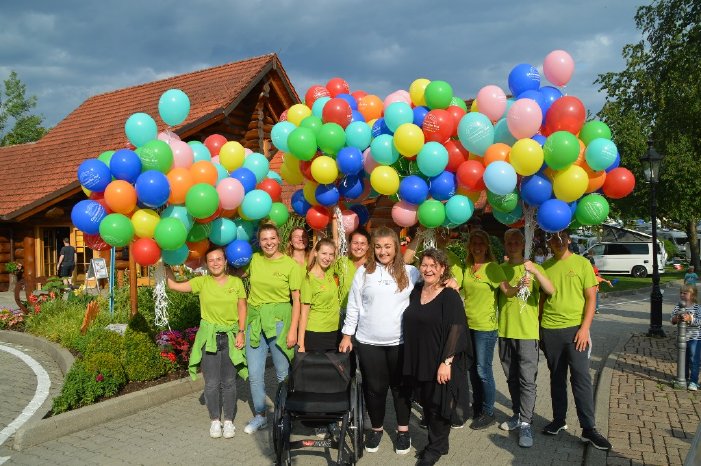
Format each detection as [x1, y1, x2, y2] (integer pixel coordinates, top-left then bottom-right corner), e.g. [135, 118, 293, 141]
[72, 89, 290, 269]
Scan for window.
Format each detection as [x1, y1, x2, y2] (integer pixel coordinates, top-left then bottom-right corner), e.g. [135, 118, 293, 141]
[605, 243, 649, 255]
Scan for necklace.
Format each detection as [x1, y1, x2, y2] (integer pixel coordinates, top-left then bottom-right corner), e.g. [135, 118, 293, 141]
[420, 284, 442, 305]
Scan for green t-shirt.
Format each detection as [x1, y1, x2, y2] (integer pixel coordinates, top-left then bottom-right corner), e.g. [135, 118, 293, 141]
[462, 262, 506, 331]
[541, 254, 597, 329]
[498, 263, 545, 339]
[333, 256, 357, 309]
[247, 252, 302, 307]
[189, 275, 246, 326]
[300, 269, 341, 332]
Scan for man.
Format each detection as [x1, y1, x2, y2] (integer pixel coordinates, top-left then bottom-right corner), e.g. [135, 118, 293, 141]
[57, 237, 76, 286]
[539, 230, 612, 451]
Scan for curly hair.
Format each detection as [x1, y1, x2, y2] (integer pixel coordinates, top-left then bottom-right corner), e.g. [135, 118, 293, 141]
[365, 226, 409, 291]
[419, 248, 452, 284]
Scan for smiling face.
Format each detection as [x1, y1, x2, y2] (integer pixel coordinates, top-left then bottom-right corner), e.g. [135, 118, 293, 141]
[315, 244, 336, 270]
[469, 235, 489, 262]
[547, 232, 570, 257]
[205, 249, 227, 277]
[374, 236, 396, 266]
[289, 228, 308, 251]
[504, 232, 525, 258]
[259, 228, 280, 257]
[349, 232, 369, 261]
[420, 256, 445, 287]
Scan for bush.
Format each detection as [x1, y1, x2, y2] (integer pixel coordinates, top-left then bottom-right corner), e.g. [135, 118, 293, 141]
[83, 352, 127, 395]
[123, 328, 168, 382]
[51, 359, 123, 414]
[84, 328, 125, 359]
[663, 239, 679, 259]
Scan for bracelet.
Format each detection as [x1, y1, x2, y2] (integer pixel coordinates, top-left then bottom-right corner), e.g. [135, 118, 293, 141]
[443, 360, 452, 366]
[237, 329, 245, 334]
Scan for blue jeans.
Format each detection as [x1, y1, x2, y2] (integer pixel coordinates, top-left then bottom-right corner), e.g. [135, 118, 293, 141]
[469, 329, 498, 416]
[247, 320, 290, 414]
[687, 339, 701, 385]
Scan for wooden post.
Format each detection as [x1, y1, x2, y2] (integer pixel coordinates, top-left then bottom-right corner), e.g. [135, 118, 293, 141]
[23, 236, 35, 294]
[129, 246, 137, 317]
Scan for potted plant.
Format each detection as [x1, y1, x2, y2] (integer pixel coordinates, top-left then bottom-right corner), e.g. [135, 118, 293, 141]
[4, 261, 23, 292]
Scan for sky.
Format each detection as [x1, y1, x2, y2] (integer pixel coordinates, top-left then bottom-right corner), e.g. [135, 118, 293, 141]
[0, 0, 644, 128]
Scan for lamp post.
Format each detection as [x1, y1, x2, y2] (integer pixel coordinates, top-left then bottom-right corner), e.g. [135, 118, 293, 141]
[641, 140, 665, 337]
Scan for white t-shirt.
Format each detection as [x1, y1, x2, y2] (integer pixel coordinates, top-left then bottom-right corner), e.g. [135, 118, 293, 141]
[341, 263, 421, 346]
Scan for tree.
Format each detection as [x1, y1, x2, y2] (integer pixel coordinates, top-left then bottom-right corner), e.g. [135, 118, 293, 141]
[0, 71, 48, 146]
[595, 0, 701, 267]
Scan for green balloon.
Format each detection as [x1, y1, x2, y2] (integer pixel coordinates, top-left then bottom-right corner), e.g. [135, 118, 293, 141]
[299, 115, 323, 136]
[579, 121, 612, 146]
[97, 150, 115, 167]
[424, 80, 454, 110]
[543, 131, 579, 170]
[267, 202, 290, 226]
[450, 96, 468, 111]
[99, 213, 134, 247]
[487, 190, 519, 213]
[187, 222, 211, 242]
[575, 194, 610, 226]
[287, 127, 317, 161]
[138, 140, 173, 173]
[154, 217, 188, 251]
[316, 123, 346, 156]
[185, 183, 219, 219]
[417, 199, 446, 228]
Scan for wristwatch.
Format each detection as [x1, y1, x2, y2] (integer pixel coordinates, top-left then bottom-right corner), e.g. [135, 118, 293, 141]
[443, 359, 452, 366]
[237, 329, 245, 334]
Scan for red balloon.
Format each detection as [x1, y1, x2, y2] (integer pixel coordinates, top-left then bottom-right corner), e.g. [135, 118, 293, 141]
[325, 77, 350, 98]
[257, 178, 282, 202]
[445, 140, 469, 172]
[543, 96, 585, 136]
[322, 98, 353, 128]
[456, 160, 486, 191]
[304, 85, 331, 108]
[422, 109, 455, 143]
[602, 167, 635, 199]
[203, 134, 227, 156]
[299, 156, 316, 181]
[195, 206, 222, 224]
[84, 233, 110, 251]
[132, 238, 161, 266]
[187, 240, 210, 260]
[351, 90, 368, 101]
[306, 205, 331, 230]
[445, 106, 467, 134]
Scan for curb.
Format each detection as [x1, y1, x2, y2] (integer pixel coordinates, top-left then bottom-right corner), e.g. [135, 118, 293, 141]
[0, 330, 75, 376]
[599, 279, 681, 300]
[13, 375, 204, 451]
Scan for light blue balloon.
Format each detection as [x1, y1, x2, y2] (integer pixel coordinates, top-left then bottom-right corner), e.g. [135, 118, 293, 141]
[241, 189, 272, 220]
[243, 152, 270, 182]
[345, 121, 372, 150]
[312, 97, 331, 119]
[457, 112, 494, 156]
[161, 205, 194, 231]
[445, 195, 474, 225]
[233, 218, 255, 241]
[214, 162, 229, 183]
[384, 102, 414, 132]
[500, 98, 515, 119]
[188, 141, 212, 162]
[483, 161, 517, 196]
[125, 112, 157, 148]
[266, 171, 283, 184]
[493, 203, 523, 225]
[158, 89, 190, 126]
[417, 141, 449, 177]
[161, 244, 189, 265]
[209, 218, 237, 246]
[271, 121, 297, 153]
[585, 138, 618, 171]
[493, 118, 518, 146]
[370, 134, 399, 165]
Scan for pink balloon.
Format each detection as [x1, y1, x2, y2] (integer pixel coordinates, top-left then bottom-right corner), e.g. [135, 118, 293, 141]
[158, 130, 180, 143]
[211, 155, 220, 164]
[362, 147, 379, 174]
[341, 209, 359, 232]
[244, 148, 253, 156]
[383, 90, 411, 110]
[543, 50, 575, 87]
[506, 98, 543, 139]
[392, 200, 418, 228]
[476, 85, 507, 121]
[216, 177, 245, 210]
[170, 140, 194, 169]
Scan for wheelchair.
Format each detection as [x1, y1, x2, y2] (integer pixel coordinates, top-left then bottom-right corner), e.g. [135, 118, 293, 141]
[271, 350, 364, 465]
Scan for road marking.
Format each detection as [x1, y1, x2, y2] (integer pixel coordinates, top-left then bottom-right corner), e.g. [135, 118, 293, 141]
[0, 456, 8, 464]
[0, 344, 51, 447]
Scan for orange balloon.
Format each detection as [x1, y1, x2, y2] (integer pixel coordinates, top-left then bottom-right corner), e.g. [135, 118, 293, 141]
[483, 143, 511, 167]
[104, 180, 137, 214]
[219, 208, 238, 218]
[585, 166, 607, 193]
[187, 240, 210, 260]
[573, 139, 587, 167]
[543, 167, 557, 181]
[358, 95, 383, 121]
[167, 168, 194, 204]
[189, 161, 218, 186]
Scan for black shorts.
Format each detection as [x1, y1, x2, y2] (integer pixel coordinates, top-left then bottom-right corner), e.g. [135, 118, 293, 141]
[304, 330, 341, 352]
[58, 264, 74, 278]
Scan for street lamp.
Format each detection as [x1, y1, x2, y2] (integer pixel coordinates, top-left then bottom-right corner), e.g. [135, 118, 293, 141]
[641, 139, 665, 337]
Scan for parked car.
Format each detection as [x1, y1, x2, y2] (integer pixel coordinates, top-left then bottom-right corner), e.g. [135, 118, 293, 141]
[586, 241, 666, 278]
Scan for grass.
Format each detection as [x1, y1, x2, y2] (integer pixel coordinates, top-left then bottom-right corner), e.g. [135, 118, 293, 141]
[600, 268, 685, 294]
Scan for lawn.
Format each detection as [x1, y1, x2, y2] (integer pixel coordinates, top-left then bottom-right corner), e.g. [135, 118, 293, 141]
[600, 269, 685, 294]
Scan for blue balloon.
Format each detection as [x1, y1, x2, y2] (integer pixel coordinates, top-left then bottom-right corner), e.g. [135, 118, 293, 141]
[428, 171, 456, 201]
[349, 204, 370, 226]
[371, 118, 393, 138]
[78, 159, 112, 192]
[493, 118, 517, 146]
[531, 134, 547, 146]
[312, 97, 331, 119]
[569, 201, 578, 217]
[233, 218, 255, 241]
[483, 161, 517, 196]
[336, 146, 364, 175]
[537, 199, 572, 233]
[399, 175, 429, 205]
[345, 121, 371, 150]
[209, 218, 237, 246]
[71, 200, 107, 234]
[413, 106, 429, 127]
[161, 205, 193, 230]
[508, 64, 541, 96]
[158, 89, 190, 126]
[226, 240, 253, 267]
[338, 175, 364, 199]
[540, 86, 563, 115]
[134, 170, 170, 208]
[291, 189, 311, 216]
[605, 152, 621, 173]
[521, 174, 553, 206]
[336, 93, 358, 111]
[125, 112, 157, 148]
[162, 244, 189, 265]
[315, 184, 340, 206]
[109, 149, 142, 183]
[351, 110, 366, 123]
[494, 203, 523, 226]
[271, 121, 297, 153]
[230, 167, 257, 193]
[188, 141, 212, 162]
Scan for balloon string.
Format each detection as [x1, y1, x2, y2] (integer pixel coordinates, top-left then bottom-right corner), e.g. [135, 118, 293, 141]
[153, 262, 171, 329]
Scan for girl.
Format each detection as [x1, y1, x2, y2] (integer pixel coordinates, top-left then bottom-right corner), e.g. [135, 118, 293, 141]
[671, 285, 701, 390]
[331, 216, 371, 314]
[166, 246, 247, 439]
[286, 226, 309, 269]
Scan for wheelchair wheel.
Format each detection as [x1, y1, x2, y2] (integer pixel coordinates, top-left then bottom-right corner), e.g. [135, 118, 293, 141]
[271, 381, 291, 466]
[349, 378, 364, 463]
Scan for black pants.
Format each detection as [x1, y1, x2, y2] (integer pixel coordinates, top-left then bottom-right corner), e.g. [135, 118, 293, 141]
[356, 343, 411, 429]
[417, 381, 450, 456]
[304, 330, 341, 352]
[541, 326, 595, 429]
[201, 333, 237, 421]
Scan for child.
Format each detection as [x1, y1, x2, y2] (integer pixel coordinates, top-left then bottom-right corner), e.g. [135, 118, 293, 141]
[685, 267, 698, 286]
[671, 285, 701, 390]
[589, 258, 613, 313]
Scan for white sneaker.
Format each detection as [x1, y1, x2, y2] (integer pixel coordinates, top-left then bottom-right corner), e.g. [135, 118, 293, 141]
[244, 415, 268, 434]
[499, 414, 520, 431]
[223, 421, 236, 438]
[210, 420, 222, 438]
[689, 382, 699, 391]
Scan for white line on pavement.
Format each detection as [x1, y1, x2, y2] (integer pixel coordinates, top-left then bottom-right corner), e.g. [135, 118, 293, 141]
[0, 344, 51, 447]
[0, 456, 8, 464]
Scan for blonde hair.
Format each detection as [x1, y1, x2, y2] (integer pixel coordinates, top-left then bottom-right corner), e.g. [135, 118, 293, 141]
[466, 229, 496, 266]
[285, 227, 308, 257]
[365, 226, 409, 291]
[504, 228, 524, 242]
[682, 284, 698, 303]
[306, 238, 336, 275]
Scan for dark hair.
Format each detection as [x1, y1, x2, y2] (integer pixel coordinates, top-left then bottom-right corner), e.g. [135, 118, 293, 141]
[204, 246, 228, 273]
[365, 226, 409, 291]
[348, 227, 371, 260]
[63, 237, 70, 243]
[257, 222, 280, 242]
[419, 248, 452, 284]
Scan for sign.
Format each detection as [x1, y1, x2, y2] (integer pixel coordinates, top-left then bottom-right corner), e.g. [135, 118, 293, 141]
[89, 258, 108, 279]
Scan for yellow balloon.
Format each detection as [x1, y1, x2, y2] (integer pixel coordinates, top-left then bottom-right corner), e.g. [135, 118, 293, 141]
[310, 155, 339, 184]
[82, 186, 92, 197]
[553, 165, 588, 202]
[286, 104, 312, 126]
[393, 123, 425, 157]
[370, 166, 400, 195]
[470, 100, 479, 112]
[367, 118, 378, 129]
[409, 78, 430, 106]
[280, 154, 304, 185]
[131, 209, 160, 239]
[218, 141, 245, 171]
[303, 181, 319, 206]
[510, 139, 544, 176]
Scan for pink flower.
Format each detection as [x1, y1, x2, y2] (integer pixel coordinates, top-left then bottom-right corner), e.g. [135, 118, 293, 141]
[96, 373, 104, 382]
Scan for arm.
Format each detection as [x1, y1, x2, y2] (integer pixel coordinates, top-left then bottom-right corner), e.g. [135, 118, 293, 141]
[437, 291, 468, 384]
[671, 305, 682, 324]
[165, 267, 192, 293]
[331, 216, 339, 251]
[339, 271, 363, 352]
[499, 281, 521, 298]
[57, 253, 64, 269]
[287, 290, 300, 348]
[403, 231, 422, 265]
[235, 298, 247, 349]
[297, 303, 311, 352]
[524, 261, 555, 295]
[574, 286, 597, 351]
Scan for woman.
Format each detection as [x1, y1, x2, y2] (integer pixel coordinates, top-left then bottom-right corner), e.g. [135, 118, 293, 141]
[402, 226, 463, 285]
[331, 216, 371, 314]
[497, 229, 554, 448]
[166, 246, 247, 439]
[462, 229, 522, 430]
[403, 249, 471, 466]
[286, 226, 309, 269]
[339, 226, 420, 455]
[244, 223, 302, 435]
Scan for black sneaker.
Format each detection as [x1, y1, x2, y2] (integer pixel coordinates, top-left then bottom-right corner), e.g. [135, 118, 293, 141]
[542, 420, 568, 435]
[582, 428, 612, 451]
[469, 413, 495, 430]
[417, 450, 441, 466]
[395, 431, 411, 455]
[418, 417, 428, 429]
[365, 430, 383, 453]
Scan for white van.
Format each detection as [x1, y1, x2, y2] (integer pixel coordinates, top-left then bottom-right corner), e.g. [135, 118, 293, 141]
[586, 241, 666, 278]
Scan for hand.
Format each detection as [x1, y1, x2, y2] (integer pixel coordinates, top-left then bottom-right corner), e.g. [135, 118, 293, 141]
[523, 260, 536, 274]
[518, 274, 532, 288]
[235, 332, 245, 349]
[286, 330, 297, 349]
[574, 327, 590, 352]
[443, 277, 460, 290]
[297, 346, 305, 353]
[437, 363, 451, 384]
[685, 313, 693, 323]
[339, 335, 353, 353]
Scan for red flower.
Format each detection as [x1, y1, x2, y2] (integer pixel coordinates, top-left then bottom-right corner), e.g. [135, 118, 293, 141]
[96, 373, 104, 382]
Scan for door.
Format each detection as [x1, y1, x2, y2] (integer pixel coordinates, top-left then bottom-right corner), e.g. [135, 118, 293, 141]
[37, 228, 93, 279]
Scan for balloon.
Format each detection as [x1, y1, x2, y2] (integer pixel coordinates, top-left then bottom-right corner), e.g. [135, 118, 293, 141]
[543, 131, 580, 170]
[78, 159, 112, 192]
[187, 222, 212, 242]
[208, 218, 237, 246]
[412, 106, 429, 127]
[286, 104, 312, 126]
[476, 85, 507, 121]
[508, 64, 540, 96]
[125, 112, 157, 148]
[428, 171, 456, 201]
[336, 146, 364, 175]
[168, 140, 194, 169]
[131, 208, 160, 238]
[444, 139, 469, 172]
[315, 184, 340, 206]
[483, 161, 517, 196]
[585, 138, 618, 171]
[340, 209, 359, 232]
[83, 233, 110, 251]
[445, 195, 474, 225]
[243, 152, 269, 182]
[305, 85, 331, 108]
[158, 89, 190, 126]
[306, 205, 331, 230]
[189, 141, 212, 162]
[322, 97, 353, 128]
[311, 96, 331, 119]
[109, 149, 142, 183]
[185, 183, 219, 219]
[509, 139, 544, 176]
[152, 217, 187, 251]
[161, 204, 194, 232]
[213, 177, 244, 210]
[370, 166, 400, 195]
[409, 78, 430, 106]
[457, 112, 494, 156]
[357, 94, 383, 121]
[303, 181, 319, 206]
[99, 213, 135, 247]
[280, 154, 304, 185]
[267, 202, 289, 226]
[138, 140, 174, 173]
[132, 238, 161, 266]
[417, 199, 446, 228]
[203, 134, 227, 156]
[271, 121, 297, 153]
[287, 127, 317, 161]
[517, 89, 547, 120]
[399, 175, 429, 205]
[217, 141, 244, 171]
[603, 167, 635, 199]
[338, 175, 364, 199]
[424, 80, 453, 109]
[578, 121, 612, 146]
[584, 166, 607, 193]
[326, 77, 350, 97]
[483, 143, 511, 167]
[134, 170, 170, 208]
[349, 204, 370, 225]
[257, 178, 282, 202]
[537, 199, 572, 233]
[71, 200, 107, 235]
[384, 102, 414, 132]
[506, 98, 543, 139]
[371, 118, 392, 138]
[422, 109, 455, 143]
[291, 189, 312, 216]
[493, 202, 523, 225]
[543, 96, 585, 135]
[540, 86, 563, 115]
[370, 134, 400, 166]
[97, 150, 115, 168]
[241, 189, 272, 220]
[543, 50, 575, 87]
[392, 200, 418, 227]
[575, 194, 610, 226]
[230, 167, 257, 193]
[225, 240, 253, 267]
[417, 141, 449, 177]
[487, 190, 519, 213]
[521, 174, 553, 206]
[456, 160, 486, 191]
[493, 118, 518, 146]
[104, 180, 137, 214]
[345, 121, 371, 151]
[383, 90, 411, 109]
[553, 165, 588, 202]
[167, 167, 194, 205]
[316, 123, 346, 156]
[310, 155, 338, 184]
[162, 244, 189, 265]
[393, 123, 425, 157]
